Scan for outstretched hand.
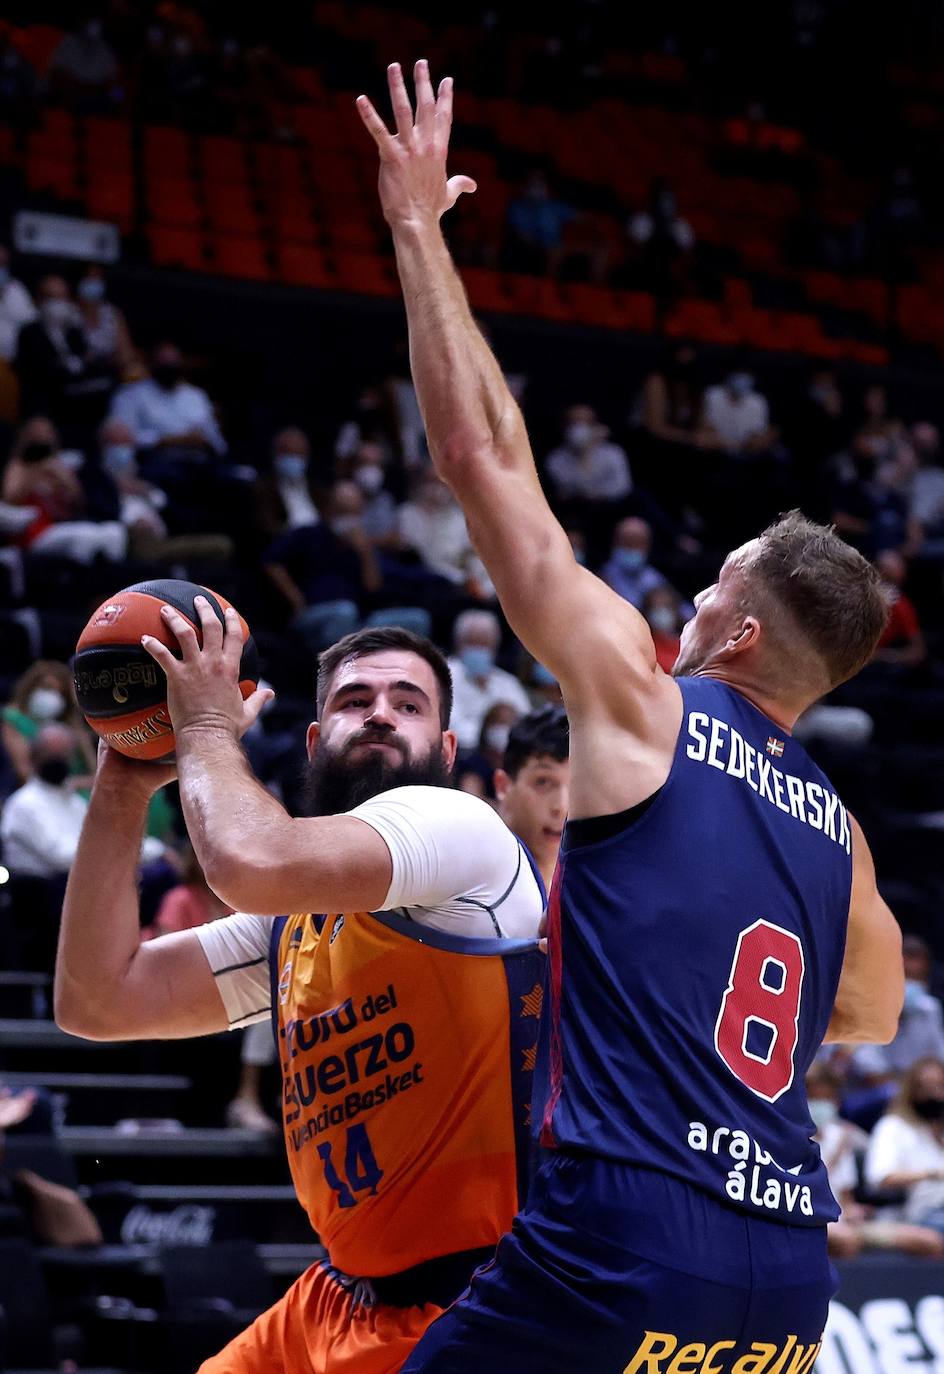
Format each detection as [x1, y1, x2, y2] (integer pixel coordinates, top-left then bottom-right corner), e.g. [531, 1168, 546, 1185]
[141, 596, 273, 742]
[356, 60, 476, 229]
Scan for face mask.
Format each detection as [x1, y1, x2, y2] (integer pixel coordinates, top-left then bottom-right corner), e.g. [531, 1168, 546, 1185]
[727, 373, 754, 399]
[573, 548, 586, 566]
[532, 662, 557, 687]
[354, 465, 384, 495]
[102, 443, 134, 475]
[912, 1097, 944, 1123]
[485, 724, 511, 754]
[330, 515, 361, 537]
[0, 266, 9, 288]
[41, 299, 74, 328]
[78, 277, 106, 302]
[808, 1099, 837, 1132]
[275, 454, 307, 482]
[152, 363, 181, 389]
[460, 647, 495, 679]
[566, 421, 594, 449]
[37, 757, 70, 786]
[615, 547, 646, 572]
[649, 607, 677, 635]
[28, 687, 66, 721]
[21, 441, 55, 464]
[902, 979, 926, 1012]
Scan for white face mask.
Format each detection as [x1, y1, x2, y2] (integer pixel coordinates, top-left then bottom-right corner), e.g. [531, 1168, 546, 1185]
[566, 421, 595, 450]
[808, 1099, 837, 1133]
[41, 299, 75, 329]
[649, 607, 677, 635]
[485, 723, 511, 754]
[28, 687, 66, 721]
[354, 465, 384, 495]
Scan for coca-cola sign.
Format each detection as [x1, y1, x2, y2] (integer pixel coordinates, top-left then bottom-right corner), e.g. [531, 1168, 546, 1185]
[120, 1204, 216, 1247]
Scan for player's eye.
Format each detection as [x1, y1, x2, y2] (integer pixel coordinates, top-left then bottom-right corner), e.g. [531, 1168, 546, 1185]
[399, 701, 420, 714]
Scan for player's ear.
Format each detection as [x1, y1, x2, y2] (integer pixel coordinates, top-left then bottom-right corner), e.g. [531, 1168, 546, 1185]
[493, 767, 512, 802]
[306, 721, 321, 759]
[441, 729, 458, 771]
[720, 616, 761, 660]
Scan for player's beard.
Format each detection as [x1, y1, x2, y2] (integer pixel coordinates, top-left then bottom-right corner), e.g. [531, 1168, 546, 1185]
[301, 731, 452, 817]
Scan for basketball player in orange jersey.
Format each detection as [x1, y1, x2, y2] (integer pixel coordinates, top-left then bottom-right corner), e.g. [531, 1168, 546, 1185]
[55, 623, 545, 1374]
[357, 62, 904, 1373]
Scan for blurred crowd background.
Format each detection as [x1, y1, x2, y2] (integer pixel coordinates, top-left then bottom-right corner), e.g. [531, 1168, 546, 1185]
[0, 0, 941, 1367]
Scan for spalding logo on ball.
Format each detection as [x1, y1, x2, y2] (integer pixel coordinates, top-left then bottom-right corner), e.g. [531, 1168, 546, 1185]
[73, 579, 259, 760]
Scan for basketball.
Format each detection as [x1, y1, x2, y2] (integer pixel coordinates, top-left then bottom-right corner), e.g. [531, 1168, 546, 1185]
[73, 579, 259, 761]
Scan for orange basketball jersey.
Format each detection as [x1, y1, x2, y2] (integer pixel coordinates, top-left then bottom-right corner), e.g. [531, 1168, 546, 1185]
[270, 909, 544, 1279]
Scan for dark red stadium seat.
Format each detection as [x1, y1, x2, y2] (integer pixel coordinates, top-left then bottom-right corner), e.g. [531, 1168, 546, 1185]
[270, 205, 320, 245]
[198, 136, 250, 184]
[143, 126, 191, 178]
[147, 176, 203, 227]
[85, 173, 134, 231]
[148, 225, 206, 271]
[205, 184, 261, 235]
[275, 244, 337, 289]
[208, 234, 272, 282]
[320, 217, 381, 252]
[25, 154, 80, 200]
[332, 251, 399, 298]
[461, 267, 510, 315]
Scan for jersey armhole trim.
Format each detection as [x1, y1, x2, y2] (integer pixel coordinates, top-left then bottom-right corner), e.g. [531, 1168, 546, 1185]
[367, 908, 539, 957]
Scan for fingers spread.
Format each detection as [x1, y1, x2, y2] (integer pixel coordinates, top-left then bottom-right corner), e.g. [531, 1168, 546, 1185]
[160, 604, 199, 657]
[195, 594, 223, 653]
[141, 634, 176, 672]
[356, 93, 393, 152]
[414, 58, 435, 129]
[434, 75, 454, 136]
[387, 61, 415, 142]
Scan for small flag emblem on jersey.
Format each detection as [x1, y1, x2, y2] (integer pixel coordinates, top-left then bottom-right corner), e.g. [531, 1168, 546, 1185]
[766, 737, 785, 758]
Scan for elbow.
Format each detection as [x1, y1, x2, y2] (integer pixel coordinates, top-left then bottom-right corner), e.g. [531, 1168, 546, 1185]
[202, 845, 270, 915]
[54, 979, 119, 1042]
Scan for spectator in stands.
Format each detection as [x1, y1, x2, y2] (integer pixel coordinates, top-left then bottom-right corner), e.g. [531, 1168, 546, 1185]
[505, 169, 576, 276]
[857, 383, 905, 453]
[47, 15, 121, 112]
[0, 725, 89, 879]
[254, 427, 320, 540]
[346, 441, 399, 546]
[627, 178, 696, 299]
[455, 701, 523, 801]
[75, 266, 134, 374]
[383, 341, 427, 469]
[2, 416, 127, 564]
[699, 366, 779, 455]
[90, 417, 233, 569]
[494, 705, 569, 892]
[639, 344, 704, 448]
[334, 385, 398, 468]
[807, 1063, 944, 1259]
[642, 584, 685, 674]
[15, 276, 110, 420]
[909, 421, 944, 561]
[398, 472, 492, 598]
[851, 936, 944, 1089]
[0, 245, 36, 363]
[264, 480, 430, 657]
[545, 405, 632, 505]
[831, 433, 914, 558]
[108, 340, 226, 469]
[601, 517, 688, 614]
[864, 1057, 944, 1238]
[1, 661, 95, 789]
[145, 842, 230, 939]
[447, 610, 531, 750]
[791, 371, 849, 511]
[870, 550, 927, 675]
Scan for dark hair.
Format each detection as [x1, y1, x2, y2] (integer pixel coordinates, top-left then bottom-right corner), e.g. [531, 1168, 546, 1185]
[502, 705, 569, 779]
[316, 627, 453, 728]
[747, 511, 891, 691]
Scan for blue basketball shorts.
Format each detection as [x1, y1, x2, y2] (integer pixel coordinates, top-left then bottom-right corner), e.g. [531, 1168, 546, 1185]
[400, 1151, 835, 1374]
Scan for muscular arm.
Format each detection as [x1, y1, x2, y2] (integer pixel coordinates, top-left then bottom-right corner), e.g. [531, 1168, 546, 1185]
[54, 759, 227, 1042]
[823, 816, 903, 1045]
[359, 64, 679, 743]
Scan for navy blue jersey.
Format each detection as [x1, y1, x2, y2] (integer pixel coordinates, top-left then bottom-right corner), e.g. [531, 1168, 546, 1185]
[535, 676, 852, 1226]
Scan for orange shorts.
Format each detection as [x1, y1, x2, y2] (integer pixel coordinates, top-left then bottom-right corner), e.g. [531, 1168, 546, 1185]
[197, 1260, 444, 1374]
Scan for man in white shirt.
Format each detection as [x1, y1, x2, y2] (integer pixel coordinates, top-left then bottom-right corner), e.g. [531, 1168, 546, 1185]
[700, 369, 778, 454]
[1, 724, 87, 878]
[55, 623, 544, 1374]
[544, 404, 632, 504]
[0, 245, 36, 362]
[108, 341, 227, 458]
[447, 610, 532, 751]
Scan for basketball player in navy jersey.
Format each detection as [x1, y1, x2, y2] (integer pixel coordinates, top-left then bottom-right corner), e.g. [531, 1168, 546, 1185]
[358, 64, 904, 1373]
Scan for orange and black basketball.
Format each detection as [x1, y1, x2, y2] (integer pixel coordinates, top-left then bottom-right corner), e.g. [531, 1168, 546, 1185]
[73, 579, 259, 761]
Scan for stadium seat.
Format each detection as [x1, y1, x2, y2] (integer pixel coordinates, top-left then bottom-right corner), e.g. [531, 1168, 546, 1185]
[148, 225, 207, 271]
[143, 126, 191, 178]
[198, 136, 250, 185]
[208, 235, 272, 282]
[461, 267, 510, 315]
[332, 250, 399, 298]
[275, 244, 337, 288]
[25, 153, 80, 200]
[147, 176, 203, 227]
[205, 185, 261, 235]
[85, 173, 135, 231]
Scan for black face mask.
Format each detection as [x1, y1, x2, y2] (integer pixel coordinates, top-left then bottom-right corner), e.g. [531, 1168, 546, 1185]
[37, 758, 70, 786]
[302, 734, 451, 817]
[912, 1097, 944, 1122]
[152, 364, 181, 390]
[21, 441, 55, 464]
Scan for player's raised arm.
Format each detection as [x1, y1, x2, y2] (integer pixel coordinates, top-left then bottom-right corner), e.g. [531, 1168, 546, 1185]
[356, 63, 675, 731]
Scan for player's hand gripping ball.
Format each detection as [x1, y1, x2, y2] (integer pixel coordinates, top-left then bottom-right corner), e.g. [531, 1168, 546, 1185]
[73, 580, 259, 760]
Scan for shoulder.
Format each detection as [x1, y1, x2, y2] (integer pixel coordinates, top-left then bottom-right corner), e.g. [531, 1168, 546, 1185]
[353, 785, 509, 837]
